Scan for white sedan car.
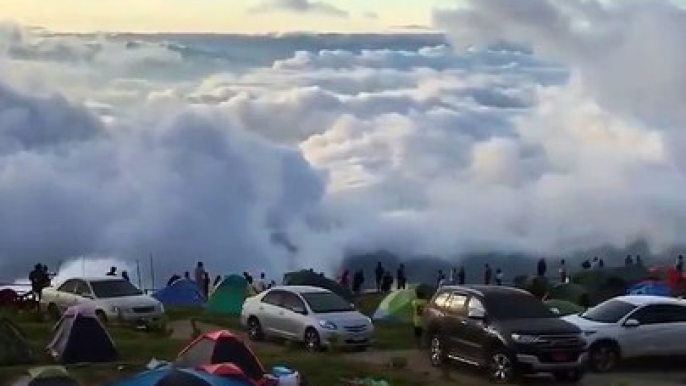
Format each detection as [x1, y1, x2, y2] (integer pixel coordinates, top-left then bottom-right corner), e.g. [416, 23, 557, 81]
[41, 277, 164, 325]
[240, 285, 374, 351]
[563, 295, 686, 372]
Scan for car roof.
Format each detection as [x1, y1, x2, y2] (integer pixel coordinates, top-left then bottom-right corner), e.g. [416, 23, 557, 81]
[269, 285, 330, 294]
[64, 277, 126, 283]
[613, 295, 686, 307]
[438, 285, 532, 298]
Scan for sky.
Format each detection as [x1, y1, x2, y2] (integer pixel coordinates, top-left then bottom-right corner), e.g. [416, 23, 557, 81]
[0, 0, 453, 33]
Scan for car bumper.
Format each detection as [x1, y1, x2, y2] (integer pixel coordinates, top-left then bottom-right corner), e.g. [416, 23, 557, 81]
[320, 329, 374, 346]
[516, 352, 587, 372]
[117, 312, 164, 324]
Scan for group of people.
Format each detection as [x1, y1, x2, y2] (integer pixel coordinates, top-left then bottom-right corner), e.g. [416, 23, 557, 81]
[163, 264, 277, 299]
[337, 263, 410, 295]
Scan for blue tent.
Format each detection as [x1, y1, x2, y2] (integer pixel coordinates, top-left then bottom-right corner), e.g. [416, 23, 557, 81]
[152, 279, 205, 307]
[627, 280, 671, 297]
[107, 367, 253, 386]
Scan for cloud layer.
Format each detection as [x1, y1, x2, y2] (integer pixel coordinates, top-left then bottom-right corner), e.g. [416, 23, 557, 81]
[248, 0, 349, 18]
[2, 0, 686, 284]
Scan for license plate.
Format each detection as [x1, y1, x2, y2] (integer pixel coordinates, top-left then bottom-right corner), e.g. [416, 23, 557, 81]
[552, 353, 568, 362]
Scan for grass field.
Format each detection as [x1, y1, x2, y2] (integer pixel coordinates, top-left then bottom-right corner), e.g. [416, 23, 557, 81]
[0, 293, 453, 386]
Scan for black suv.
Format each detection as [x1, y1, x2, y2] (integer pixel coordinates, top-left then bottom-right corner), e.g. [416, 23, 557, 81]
[424, 285, 587, 383]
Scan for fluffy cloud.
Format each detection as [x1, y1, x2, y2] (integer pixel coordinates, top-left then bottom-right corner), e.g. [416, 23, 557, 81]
[1, 3, 686, 285]
[248, 0, 349, 18]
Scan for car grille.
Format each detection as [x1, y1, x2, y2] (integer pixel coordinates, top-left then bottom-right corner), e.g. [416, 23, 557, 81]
[344, 325, 368, 333]
[534, 334, 585, 349]
[132, 306, 155, 314]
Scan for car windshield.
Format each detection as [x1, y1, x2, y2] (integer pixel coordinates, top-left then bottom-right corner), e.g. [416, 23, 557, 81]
[91, 280, 143, 298]
[581, 300, 637, 323]
[301, 292, 354, 313]
[486, 294, 555, 320]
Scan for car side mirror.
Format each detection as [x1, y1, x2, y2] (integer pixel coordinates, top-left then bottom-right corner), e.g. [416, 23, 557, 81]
[624, 318, 640, 328]
[468, 308, 486, 319]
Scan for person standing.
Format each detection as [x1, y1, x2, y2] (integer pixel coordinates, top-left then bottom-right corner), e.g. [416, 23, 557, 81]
[436, 270, 446, 287]
[457, 266, 466, 285]
[396, 264, 407, 289]
[375, 262, 385, 293]
[484, 264, 492, 285]
[106, 267, 117, 276]
[495, 268, 504, 286]
[537, 258, 547, 277]
[676, 255, 684, 278]
[340, 270, 350, 290]
[411, 288, 429, 348]
[121, 271, 130, 282]
[559, 259, 568, 284]
[29, 264, 47, 310]
[194, 262, 206, 287]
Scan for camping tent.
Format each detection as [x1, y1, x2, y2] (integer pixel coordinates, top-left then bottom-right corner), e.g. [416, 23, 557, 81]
[47, 305, 118, 364]
[372, 284, 433, 323]
[546, 283, 589, 305]
[206, 275, 248, 315]
[153, 279, 205, 307]
[0, 317, 33, 366]
[282, 270, 354, 302]
[572, 270, 629, 305]
[544, 299, 584, 317]
[107, 367, 254, 386]
[628, 280, 671, 297]
[176, 330, 266, 385]
[10, 366, 81, 386]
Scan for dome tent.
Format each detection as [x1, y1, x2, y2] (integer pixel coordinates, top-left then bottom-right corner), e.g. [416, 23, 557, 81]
[282, 270, 354, 302]
[153, 279, 205, 307]
[372, 284, 434, 323]
[206, 275, 248, 315]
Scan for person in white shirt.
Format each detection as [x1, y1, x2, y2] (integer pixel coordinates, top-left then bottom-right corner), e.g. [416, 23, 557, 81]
[255, 272, 267, 293]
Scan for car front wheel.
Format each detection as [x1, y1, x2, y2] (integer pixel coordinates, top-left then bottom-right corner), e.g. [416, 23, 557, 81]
[304, 328, 322, 352]
[428, 335, 446, 367]
[247, 317, 264, 341]
[589, 342, 620, 372]
[487, 348, 517, 384]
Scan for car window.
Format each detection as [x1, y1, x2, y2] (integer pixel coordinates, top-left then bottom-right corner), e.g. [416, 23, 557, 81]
[467, 297, 485, 314]
[73, 281, 91, 296]
[485, 293, 555, 320]
[432, 292, 451, 308]
[581, 299, 637, 323]
[282, 292, 307, 313]
[447, 293, 467, 315]
[261, 290, 283, 306]
[90, 280, 142, 298]
[629, 304, 686, 325]
[301, 291, 354, 313]
[58, 280, 77, 293]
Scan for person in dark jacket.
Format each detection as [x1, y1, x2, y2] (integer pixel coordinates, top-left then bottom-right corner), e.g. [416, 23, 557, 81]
[375, 262, 385, 292]
[457, 266, 466, 285]
[484, 264, 492, 285]
[396, 264, 407, 290]
[537, 258, 547, 277]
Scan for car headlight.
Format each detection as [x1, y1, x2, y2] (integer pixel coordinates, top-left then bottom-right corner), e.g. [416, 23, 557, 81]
[511, 333, 538, 344]
[318, 320, 338, 330]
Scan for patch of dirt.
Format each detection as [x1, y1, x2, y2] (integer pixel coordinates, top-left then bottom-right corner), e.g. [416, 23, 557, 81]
[343, 349, 686, 386]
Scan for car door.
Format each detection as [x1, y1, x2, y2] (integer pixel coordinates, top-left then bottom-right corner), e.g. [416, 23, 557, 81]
[258, 290, 285, 336]
[621, 304, 678, 357]
[54, 280, 77, 311]
[460, 296, 489, 361]
[279, 292, 308, 339]
[442, 292, 469, 357]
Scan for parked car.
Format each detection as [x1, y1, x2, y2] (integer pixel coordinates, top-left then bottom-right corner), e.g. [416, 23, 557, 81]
[563, 295, 686, 372]
[41, 277, 164, 326]
[240, 285, 374, 351]
[424, 285, 587, 384]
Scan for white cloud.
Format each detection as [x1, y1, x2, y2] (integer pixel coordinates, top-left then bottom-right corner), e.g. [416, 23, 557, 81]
[248, 0, 349, 18]
[1, 6, 686, 283]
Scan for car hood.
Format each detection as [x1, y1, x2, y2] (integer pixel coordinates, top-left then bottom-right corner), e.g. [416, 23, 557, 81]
[562, 314, 613, 330]
[315, 311, 369, 326]
[98, 295, 160, 308]
[494, 317, 580, 336]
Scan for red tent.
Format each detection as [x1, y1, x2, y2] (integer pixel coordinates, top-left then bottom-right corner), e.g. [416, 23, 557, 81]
[176, 330, 270, 386]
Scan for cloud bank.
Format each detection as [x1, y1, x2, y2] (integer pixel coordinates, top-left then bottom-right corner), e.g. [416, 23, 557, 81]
[248, 0, 349, 18]
[2, 0, 686, 284]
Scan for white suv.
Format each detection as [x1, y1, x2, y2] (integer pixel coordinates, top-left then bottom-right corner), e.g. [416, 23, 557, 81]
[563, 295, 686, 372]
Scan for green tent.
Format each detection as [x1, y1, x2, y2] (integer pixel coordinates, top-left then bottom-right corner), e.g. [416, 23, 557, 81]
[572, 270, 629, 305]
[545, 299, 584, 317]
[205, 274, 248, 315]
[546, 283, 589, 305]
[0, 318, 33, 366]
[282, 270, 354, 302]
[371, 284, 433, 323]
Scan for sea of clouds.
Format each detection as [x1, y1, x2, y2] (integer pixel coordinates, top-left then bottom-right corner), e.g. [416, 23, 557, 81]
[2, 0, 686, 287]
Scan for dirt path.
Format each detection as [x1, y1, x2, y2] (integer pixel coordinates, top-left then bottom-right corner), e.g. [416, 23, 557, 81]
[343, 349, 686, 385]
